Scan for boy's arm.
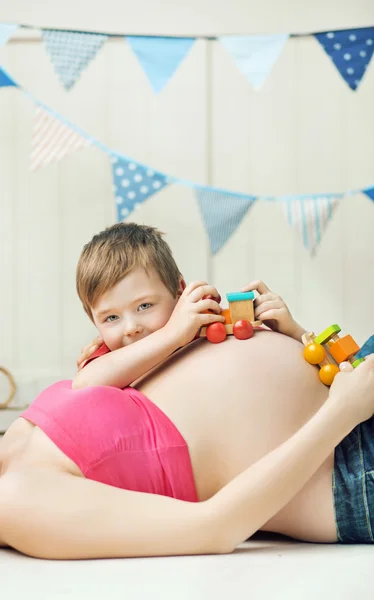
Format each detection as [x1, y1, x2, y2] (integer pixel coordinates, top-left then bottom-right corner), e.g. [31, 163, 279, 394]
[72, 326, 180, 389]
[73, 281, 225, 389]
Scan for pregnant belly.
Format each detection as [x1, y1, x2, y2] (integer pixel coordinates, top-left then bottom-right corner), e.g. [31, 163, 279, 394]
[137, 331, 338, 541]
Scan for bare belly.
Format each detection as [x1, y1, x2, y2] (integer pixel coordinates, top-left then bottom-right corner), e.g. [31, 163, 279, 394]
[0, 330, 338, 543]
[136, 332, 338, 542]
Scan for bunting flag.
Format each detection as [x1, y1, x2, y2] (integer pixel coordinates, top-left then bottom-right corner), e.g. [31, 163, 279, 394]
[29, 106, 92, 170]
[0, 23, 19, 47]
[282, 195, 342, 253]
[0, 67, 17, 88]
[196, 188, 256, 254]
[315, 27, 374, 90]
[126, 36, 195, 93]
[42, 29, 108, 90]
[363, 187, 374, 202]
[219, 34, 289, 90]
[112, 156, 169, 220]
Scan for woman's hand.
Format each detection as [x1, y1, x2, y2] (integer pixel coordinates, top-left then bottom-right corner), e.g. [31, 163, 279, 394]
[327, 355, 374, 425]
[76, 336, 103, 371]
[240, 280, 306, 341]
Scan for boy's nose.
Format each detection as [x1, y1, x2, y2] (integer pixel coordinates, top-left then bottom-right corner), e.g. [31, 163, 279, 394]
[123, 322, 142, 337]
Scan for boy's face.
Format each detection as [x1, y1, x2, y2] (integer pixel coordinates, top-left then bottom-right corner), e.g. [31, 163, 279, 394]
[92, 267, 185, 351]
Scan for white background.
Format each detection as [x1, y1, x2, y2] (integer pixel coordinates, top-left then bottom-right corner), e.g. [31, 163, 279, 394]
[0, 0, 374, 406]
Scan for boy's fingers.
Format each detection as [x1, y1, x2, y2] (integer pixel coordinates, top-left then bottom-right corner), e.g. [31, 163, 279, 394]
[241, 280, 271, 295]
[253, 293, 275, 306]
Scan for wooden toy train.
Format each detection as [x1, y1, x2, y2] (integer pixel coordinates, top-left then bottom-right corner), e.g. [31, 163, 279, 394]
[200, 291, 262, 343]
[302, 325, 363, 386]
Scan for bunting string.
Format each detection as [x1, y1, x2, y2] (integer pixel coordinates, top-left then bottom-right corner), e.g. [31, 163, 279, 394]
[0, 22, 373, 91]
[0, 64, 373, 256]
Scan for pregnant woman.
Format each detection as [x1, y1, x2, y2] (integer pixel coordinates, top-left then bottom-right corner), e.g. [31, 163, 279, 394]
[0, 331, 374, 559]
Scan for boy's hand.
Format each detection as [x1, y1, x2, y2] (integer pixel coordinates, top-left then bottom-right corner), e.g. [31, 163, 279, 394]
[76, 336, 103, 371]
[166, 281, 225, 347]
[241, 280, 306, 341]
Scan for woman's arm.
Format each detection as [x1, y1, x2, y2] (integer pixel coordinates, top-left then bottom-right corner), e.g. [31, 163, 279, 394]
[1, 394, 354, 559]
[210, 399, 352, 551]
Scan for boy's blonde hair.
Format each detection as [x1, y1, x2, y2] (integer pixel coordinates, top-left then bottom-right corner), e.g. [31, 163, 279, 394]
[76, 222, 182, 321]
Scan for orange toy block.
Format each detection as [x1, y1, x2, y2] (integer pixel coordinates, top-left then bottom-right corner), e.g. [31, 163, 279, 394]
[328, 335, 360, 364]
[221, 308, 232, 324]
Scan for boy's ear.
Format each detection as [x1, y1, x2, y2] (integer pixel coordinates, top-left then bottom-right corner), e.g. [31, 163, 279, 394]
[177, 278, 186, 297]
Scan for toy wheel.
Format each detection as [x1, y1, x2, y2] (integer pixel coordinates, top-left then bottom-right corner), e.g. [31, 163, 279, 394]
[303, 343, 326, 365]
[233, 320, 254, 340]
[319, 364, 339, 386]
[206, 322, 227, 343]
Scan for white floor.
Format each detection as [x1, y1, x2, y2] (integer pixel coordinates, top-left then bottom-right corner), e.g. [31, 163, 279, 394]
[1, 533, 373, 600]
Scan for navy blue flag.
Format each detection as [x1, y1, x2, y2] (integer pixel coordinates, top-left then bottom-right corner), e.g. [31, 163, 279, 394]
[315, 27, 374, 90]
[111, 156, 169, 220]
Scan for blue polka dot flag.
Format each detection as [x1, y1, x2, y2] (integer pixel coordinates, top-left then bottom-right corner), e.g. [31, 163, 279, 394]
[111, 156, 169, 221]
[42, 29, 108, 90]
[315, 27, 374, 90]
[363, 187, 374, 202]
[0, 67, 17, 88]
[195, 188, 256, 255]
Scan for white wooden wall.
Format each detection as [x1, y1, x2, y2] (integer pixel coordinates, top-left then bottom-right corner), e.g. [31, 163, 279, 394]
[0, 0, 374, 407]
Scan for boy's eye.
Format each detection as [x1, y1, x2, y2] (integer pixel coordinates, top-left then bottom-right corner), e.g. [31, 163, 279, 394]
[105, 315, 118, 323]
[138, 303, 152, 311]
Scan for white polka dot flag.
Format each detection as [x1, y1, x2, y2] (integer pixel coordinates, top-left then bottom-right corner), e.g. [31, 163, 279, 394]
[219, 34, 289, 90]
[0, 23, 18, 47]
[196, 188, 257, 254]
[29, 106, 92, 171]
[282, 195, 342, 254]
[111, 156, 169, 220]
[42, 30, 108, 90]
[315, 27, 374, 90]
[126, 36, 196, 94]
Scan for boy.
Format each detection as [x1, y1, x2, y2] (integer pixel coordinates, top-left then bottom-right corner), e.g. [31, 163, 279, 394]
[74, 222, 306, 389]
[73, 222, 225, 389]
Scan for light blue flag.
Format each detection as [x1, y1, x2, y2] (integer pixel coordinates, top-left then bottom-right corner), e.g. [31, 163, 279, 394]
[0, 67, 17, 88]
[363, 187, 374, 201]
[219, 34, 289, 90]
[196, 188, 256, 254]
[126, 36, 195, 93]
[42, 29, 108, 90]
[111, 156, 169, 220]
[0, 23, 19, 47]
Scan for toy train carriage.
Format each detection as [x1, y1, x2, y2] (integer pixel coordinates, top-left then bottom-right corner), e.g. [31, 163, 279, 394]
[302, 324, 364, 386]
[200, 291, 262, 344]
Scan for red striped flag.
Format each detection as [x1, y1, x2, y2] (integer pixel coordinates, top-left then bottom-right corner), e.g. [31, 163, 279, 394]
[283, 195, 341, 254]
[30, 106, 91, 171]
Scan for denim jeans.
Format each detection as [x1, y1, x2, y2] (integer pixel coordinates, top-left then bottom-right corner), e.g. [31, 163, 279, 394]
[333, 334, 374, 543]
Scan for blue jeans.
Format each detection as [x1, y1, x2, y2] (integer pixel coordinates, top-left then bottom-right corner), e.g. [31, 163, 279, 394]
[333, 335, 374, 543]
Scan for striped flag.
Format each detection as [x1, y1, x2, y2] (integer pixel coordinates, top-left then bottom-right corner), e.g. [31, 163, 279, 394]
[30, 106, 91, 171]
[282, 195, 342, 254]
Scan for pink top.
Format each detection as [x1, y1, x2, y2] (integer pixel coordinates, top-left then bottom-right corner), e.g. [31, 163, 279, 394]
[21, 380, 198, 502]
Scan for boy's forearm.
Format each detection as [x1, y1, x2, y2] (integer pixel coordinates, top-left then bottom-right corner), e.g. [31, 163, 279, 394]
[289, 321, 307, 342]
[73, 327, 180, 389]
[210, 400, 353, 551]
